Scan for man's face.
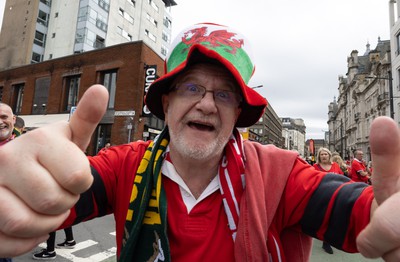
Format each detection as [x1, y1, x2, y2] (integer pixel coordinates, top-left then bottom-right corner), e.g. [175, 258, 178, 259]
[162, 63, 242, 160]
[355, 151, 364, 161]
[0, 104, 15, 142]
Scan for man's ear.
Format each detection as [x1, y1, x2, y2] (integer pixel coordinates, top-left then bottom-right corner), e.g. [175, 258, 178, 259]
[12, 115, 16, 125]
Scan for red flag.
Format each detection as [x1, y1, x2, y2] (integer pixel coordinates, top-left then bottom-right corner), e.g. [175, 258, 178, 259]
[309, 139, 315, 155]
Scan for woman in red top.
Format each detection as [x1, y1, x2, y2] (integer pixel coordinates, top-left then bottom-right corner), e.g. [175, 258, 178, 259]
[313, 147, 344, 175]
[312, 147, 344, 254]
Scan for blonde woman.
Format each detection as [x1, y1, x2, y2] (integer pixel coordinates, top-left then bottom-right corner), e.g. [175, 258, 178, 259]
[313, 148, 343, 175]
[312, 148, 344, 254]
[331, 154, 349, 177]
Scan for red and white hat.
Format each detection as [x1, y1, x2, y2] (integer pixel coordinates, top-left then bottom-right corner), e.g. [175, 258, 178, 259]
[145, 22, 267, 127]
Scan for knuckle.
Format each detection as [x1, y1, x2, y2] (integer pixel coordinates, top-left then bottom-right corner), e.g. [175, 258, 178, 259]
[3, 214, 32, 236]
[63, 168, 93, 193]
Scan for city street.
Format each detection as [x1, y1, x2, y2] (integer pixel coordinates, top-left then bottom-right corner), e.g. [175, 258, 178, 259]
[14, 215, 117, 262]
[13, 214, 384, 262]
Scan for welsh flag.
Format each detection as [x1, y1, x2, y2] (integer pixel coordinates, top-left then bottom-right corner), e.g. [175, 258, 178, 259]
[166, 23, 255, 85]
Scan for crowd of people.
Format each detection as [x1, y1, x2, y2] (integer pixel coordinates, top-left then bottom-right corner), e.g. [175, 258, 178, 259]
[1, 22, 400, 262]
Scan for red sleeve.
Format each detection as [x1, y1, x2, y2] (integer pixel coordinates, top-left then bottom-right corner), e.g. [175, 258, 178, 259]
[276, 159, 373, 252]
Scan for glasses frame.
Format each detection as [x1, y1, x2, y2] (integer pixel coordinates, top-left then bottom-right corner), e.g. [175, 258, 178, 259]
[171, 83, 242, 108]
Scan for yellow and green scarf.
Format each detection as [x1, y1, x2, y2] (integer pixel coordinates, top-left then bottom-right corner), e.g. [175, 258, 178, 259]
[119, 127, 245, 261]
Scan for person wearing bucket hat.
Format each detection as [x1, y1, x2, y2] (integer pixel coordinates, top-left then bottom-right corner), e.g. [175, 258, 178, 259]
[1, 23, 400, 262]
[145, 22, 267, 127]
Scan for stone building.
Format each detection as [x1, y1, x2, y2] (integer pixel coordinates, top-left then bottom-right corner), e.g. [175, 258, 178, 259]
[328, 40, 391, 162]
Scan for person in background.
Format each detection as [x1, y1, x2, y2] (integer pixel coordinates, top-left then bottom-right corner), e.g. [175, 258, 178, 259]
[0, 102, 16, 262]
[13, 116, 25, 137]
[350, 150, 370, 184]
[331, 153, 349, 177]
[312, 147, 343, 254]
[2, 23, 400, 261]
[313, 147, 344, 175]
[0, 102, 16, 147]
[32, 227, 76, 260]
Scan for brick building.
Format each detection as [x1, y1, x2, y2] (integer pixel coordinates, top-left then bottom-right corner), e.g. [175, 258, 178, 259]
[0, 41, 165, 155]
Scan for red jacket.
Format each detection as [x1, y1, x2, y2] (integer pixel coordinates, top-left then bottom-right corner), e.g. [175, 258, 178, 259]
[63, 141, 373, 261]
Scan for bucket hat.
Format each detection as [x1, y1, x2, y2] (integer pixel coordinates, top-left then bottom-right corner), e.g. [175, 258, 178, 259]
[145, 22, 267, 127]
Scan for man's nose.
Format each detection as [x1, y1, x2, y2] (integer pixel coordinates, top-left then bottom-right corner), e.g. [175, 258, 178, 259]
[197, 91, 218, 112]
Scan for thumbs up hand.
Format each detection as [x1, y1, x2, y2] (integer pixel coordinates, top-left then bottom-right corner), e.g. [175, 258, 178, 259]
[0, 85, 109, 257]
[357, 117, 400, 260]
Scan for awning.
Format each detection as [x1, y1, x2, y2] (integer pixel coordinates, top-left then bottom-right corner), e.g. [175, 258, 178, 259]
[19, 114, 70, 128]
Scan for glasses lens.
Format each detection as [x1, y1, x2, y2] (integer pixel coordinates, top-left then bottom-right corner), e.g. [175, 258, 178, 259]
[175, 83, 241, 107]
[177, 83, 203, 97]
[215, 90, 238, 104]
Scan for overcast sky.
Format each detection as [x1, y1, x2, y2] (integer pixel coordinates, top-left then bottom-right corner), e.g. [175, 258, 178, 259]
[0, 1, 390, 139]
[170, 0, 390, 139]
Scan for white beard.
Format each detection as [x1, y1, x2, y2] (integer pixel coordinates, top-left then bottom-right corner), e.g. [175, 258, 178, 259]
[168, 127, 229, 161]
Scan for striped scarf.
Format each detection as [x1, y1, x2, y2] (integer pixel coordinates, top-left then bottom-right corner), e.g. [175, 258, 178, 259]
[119, 127, 245, 261]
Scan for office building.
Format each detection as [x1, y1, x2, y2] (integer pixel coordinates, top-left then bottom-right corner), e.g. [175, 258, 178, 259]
[0, 0, 176, 70]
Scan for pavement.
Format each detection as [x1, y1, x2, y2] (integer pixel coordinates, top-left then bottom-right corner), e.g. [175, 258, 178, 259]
[311, 239, 384, 262]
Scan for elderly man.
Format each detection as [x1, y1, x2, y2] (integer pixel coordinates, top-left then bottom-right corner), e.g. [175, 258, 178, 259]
[0, 103, 16, 262]
[0, 102, 16, 147]
[1, 23, 400, 261]
[350, 150, 370, 184]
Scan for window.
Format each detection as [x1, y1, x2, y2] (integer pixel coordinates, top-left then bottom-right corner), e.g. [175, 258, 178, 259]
[161, 45, 167, 56]
[94, 124, 112, 153]
[162, 31, 170, 43]
[37, 10, 49, 26]
[146, 13, 157, 27]
[98, 0, 110, 11]
[34, 30, 46, 47]
[11, 83, 24, 115]
[52, 33, 56, 38]
[148, 0, 159, 12]
[128, 0, 136, 6]
[397, 33, 400, 56]
[75, 28, 85, 43]
[94, 35, 105, 48]
[63, 75, 81, 112]
[119, 8, 124, 16]
[31, 52, 42, 63]
[49, 54, 53, 59]
[145, 29, 156, 42]
[32, 77, 50, 115]
[100, 70, 117, 109]
[163, 17, 171, 29]
[124, 12, 134, 24]
[55, 12, 58, 18]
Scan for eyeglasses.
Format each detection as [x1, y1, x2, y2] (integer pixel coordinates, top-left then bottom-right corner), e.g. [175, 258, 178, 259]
[172, 83, 242, 107]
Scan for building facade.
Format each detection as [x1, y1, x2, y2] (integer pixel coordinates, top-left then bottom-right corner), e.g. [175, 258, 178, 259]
[389, 0, 400, 125]
[0, 41, 165, 155]
[248, 103, 284, 147]
[0, 0, 176, 70]
[281, 117, 306, 157]
[327, 40, 391, 162]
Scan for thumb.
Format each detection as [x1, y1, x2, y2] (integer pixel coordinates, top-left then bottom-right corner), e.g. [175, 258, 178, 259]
[69, 84, 109, 150]
[370, 116, 400, 204]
